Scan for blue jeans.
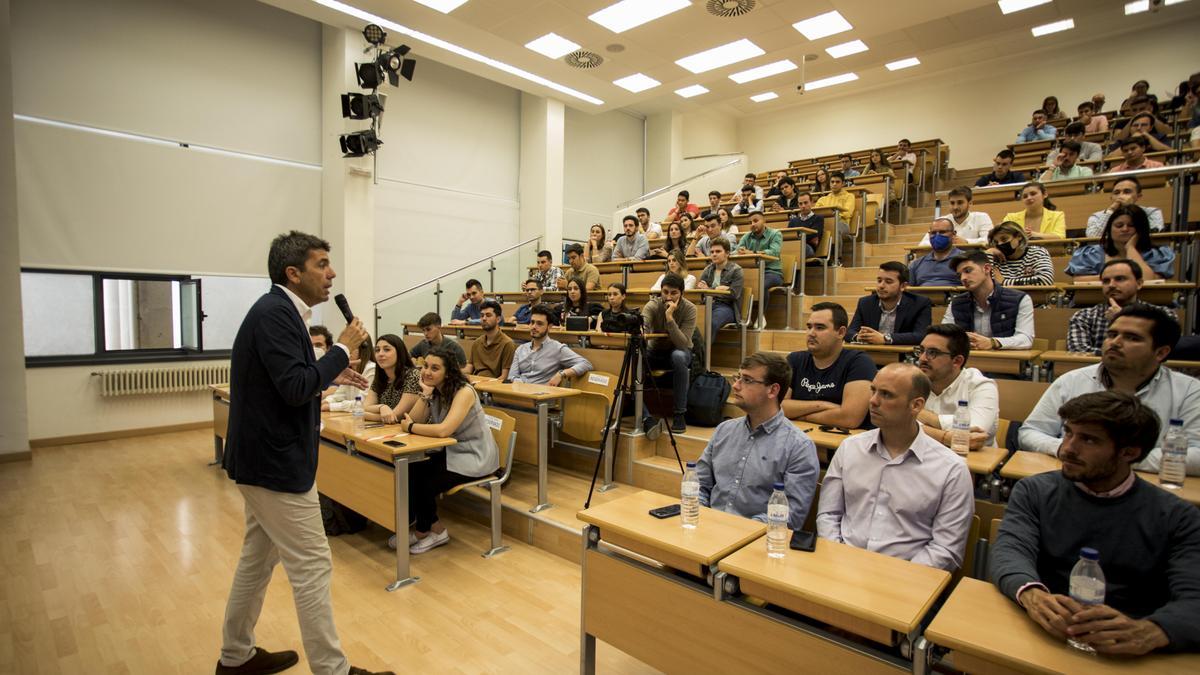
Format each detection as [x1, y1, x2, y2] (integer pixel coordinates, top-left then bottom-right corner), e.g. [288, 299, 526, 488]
[762, 270, 784, 310]
[645, 348, 692, 417]
[711, 302, 737, 334]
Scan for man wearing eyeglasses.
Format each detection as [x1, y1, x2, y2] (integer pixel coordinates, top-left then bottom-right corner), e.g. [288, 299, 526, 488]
[914, 325, 999, 450]
[695, 352, 819, 531]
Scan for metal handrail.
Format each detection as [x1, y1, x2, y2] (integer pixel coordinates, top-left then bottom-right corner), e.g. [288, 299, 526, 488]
[374, 236, 542, 306]
[615, 156, 744, 209]
[946, 161, 1200, 198]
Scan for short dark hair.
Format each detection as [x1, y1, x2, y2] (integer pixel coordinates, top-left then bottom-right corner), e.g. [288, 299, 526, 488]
[1077, 100, 1094, 112]
[704, 212, 720, 223]
[748, 209, 764, 217]
[829, 171, 845, 181]
[1100, 257, 1143, 281]
[465, 278, 482, 291]
[741, 185, 755, 193]
[924, 324, 971, 364]
[530, 303, 555, 323]
[1131, 111, 1156, 125]
[1064, 121, 1085, 136]
[709, 237, 730, 252]
[267, 230, 330, 285]
[1033, 108, 1047, 116]
[1130, 94, 1151, 106]
[1120, 135, 1150, 150]
[779, 177, 795, 188]
[949, 250, 993, 272]
[741, 351, 791, 403]
[810, 301, 849, 329]
[996, 149, 1015, 161]
[744, 173, 756, 180]
[1112, 175, 1143, 193]
[1111, 304, 1181, 351]
[479, 299, 502, 317]
[565, 243, 584, 257]
[678, 190, 690, 200]
[417, 312, 443, 328]
[523, 277, 541, 288]
[537, 249, 553, 260]
[660, 272, 686, 292]
[622, 215, 638, 226]
[636, 207, 649, 216]
[878, 261, 910, 284]
[1058, 391, 1161, 463]
[839, 153, 852, 160]
[308, 324, 334, 347]
[948, 186, 973, 201]
[1059, 140, 1082, 155]
[708, 190, 722, 199]
[898, 138, 911, 145]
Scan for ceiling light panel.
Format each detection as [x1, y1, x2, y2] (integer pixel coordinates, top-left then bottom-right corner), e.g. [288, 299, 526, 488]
[676, 38, 765, 74]
[729, 59, 797, 84]
[750, 92, 778, 102]
[589, 0, 691, 34]
[525, 33, 581, 59]
[792, 10, 853, 40]
[613, 73, 661, 93]
[412, 0, 469, 13]
[886, 57, 921, 71]
[1124, 0, 1149, 12]
[825, 40, 868, 59]
[804, 72, 858, 91]
[1031, 18, 1074, 36]
[997, 0, 1051, 14]
[675, 84, 709, 98]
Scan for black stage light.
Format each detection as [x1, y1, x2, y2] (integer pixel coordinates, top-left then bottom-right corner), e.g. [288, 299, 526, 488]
[339, 129, 382, 158]
[340, 93, 384, 120]
[355, 62, 385, 89]
[378, 45, 416, 86]
[363, 23, 386, 46]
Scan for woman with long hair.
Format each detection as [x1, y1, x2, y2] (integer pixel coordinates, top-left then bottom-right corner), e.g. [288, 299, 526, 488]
[811, 167, 831, 193]
[1002, 181, 1065, 240]
[717, 206, 739, 237]
[1066, 204, 1174, 281]
[650, 249, 697, 291]
[322, 336, 377, 412]
[984, 222, 1054, 286]
[559, 278, 603, 328]
[862, 149, 899, 201]
[583, 223, 612, 264]
[598, 282, 632, 332]
[1041, 95, 1066, 121]
[364, 334, 421, 423]
[395, 345, 499, 553]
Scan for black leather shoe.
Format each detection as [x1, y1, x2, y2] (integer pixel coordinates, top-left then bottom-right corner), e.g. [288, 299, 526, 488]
[349, 667, 396, 675]
[671, 414, 687, 433]
[215, 647, 299, 675]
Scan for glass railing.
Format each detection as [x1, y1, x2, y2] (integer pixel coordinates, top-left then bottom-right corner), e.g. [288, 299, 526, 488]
[374, 237, 542, 338]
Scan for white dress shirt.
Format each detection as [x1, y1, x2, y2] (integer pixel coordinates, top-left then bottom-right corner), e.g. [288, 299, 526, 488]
[941, 293, 1035, 350]
[920, 211, 994, 246]
[276, 284, 349, 358]
[925, 367, 1000, 446]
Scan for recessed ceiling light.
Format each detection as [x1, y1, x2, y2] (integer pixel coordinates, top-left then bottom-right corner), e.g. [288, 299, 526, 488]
[750, 92, 778, 103]
[675, 84, 709, 98]
[792, 10, 853, 40]
[412, 0, 469, 13]
[886, 57, 921, 71]
[676, 38, 765, 74]
[613, 73, 661, 93]
[1124, 0, 1149, 12]
[310, 0, 603, 105]
[1031, 18, 1074, 36]
[825, 40, 868, 59]
[729, 59, 797, 84]
[589, 0, 691, 34]
[997, 0, 1051, 14]
[804, 72, 858, 91]
[1165, 0, 1189, 5]
[525, 33, 581, 59]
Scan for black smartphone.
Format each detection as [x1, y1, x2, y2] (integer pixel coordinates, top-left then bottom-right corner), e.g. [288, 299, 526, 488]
[818, 425, 852, 435]
[383, 440, 407, 448]
[648, 504, 681, 519]
[789, 530, 817, 552]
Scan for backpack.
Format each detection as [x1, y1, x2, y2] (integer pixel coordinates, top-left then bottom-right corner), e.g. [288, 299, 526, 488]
[686, 371, 731, 427]
[319, 493, 367, 536]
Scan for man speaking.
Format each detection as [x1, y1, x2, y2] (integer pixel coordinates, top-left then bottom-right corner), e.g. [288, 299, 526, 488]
[217, 231, 390, 675]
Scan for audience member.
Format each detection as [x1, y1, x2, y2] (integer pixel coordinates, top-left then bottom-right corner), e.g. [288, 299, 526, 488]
[696, 238, 744, 335]
[862, 149, 900, 202]
[789, 191, 823, 256]
[583, 224, 612, 264]
[915, 324, 999, 449]
[1116, 94, 1167, 134]
[887, 139, 917, 179]
[1045, 123, 1103, 166]
[1110, 111, 1171, 153]
[410, 312, 467, 364]
[511, 278, 542, 325]
[919, 187, 992, 245]
[941, 251, 1035, 351]
[1091, 92, 1107, 117]
[985, 222, 1055, 286]
[677, 212, 698, 239]
[1020, 305, 1199, 475]
[598, 282, 632, 329]
[663, 190, 700, 225]
[651, 249, 696, 291]
[1016, 109, 1058, 143]
[697, 352, 819, 530]
[636, 207, 662, 238]
[322, 337, 376, 412]
[1038, 141, 1094, 182]
[1066, 258, 1177, 354]
[1120, 80, 1157, 115]
[739, 172, 764, 201]
[811, 167, 832, 193]
[731, 185, 763, 216]
[846, 262, 933, 346]
[783, 303, 876, 428]
[838, 153, 860, 179]
[558, 279, 603, 328]
[308, 325, 333, 355]
[992, 390, 1200, 654]
[1002, 182, 1065, 240]
[561, 243, 601, 291]
[1066, 205, 1174, 280]
[449, 278, 486, 324]
[398, 345, 499, 554]
[531, 249, 563, 290]
[817, 363, 974, 572]
[364, 334, 421, 424]
[652, 220, 689, 260]
[815, 171, 856, 258]
[705, 190, 723, 218]
[910, 218, 965, 287]
[689, 212, 734, 258]
[764, 170, 789, 199]
[1086, 176, 1164, 236]
[770, 176, 800, 212]
[641, 273, 697, 433]
[717, 206, 739, 237]
[975, 149, 1027, 187]
[1107, 135, 1165, 173]
[612, 216, 650, 261]
[508, 305, 593, 384]
[1075, 99, 1107, 134]
[737, 211, 784, 290]
[1041, 95, 1066, 122]
[465, 301, 515, 380]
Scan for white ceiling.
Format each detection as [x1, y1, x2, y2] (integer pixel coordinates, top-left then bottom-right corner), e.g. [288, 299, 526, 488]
[269, 0, 1200, 117]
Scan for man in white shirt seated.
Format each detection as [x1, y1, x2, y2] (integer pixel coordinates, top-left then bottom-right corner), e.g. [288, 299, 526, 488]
[919, 187, 993, 246]
[636, 207, 662, 238]
[914, 324, 999, 450]
[1085, 176, 1164, 238]
[887, 138, 917, 179]
[816, 363, 975, 572]
[940, 251, 1035, 351]
[738, 172, 764, 202]
[730, 185, 763, 216]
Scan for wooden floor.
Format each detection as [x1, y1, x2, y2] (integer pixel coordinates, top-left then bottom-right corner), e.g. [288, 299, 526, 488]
[0, 430, 659, 674]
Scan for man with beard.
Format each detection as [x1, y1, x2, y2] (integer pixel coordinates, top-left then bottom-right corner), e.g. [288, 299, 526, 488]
[465, 300, 515, 380]
[782, 303, 876, 428]
[1066, 259, 1176, 354]
[974, 149, 1027, 188]
[992, 390, 1200, 654]
[508, 304, 592, 385]
[919, 187, 992, 246]
[910, 217, 965, 287]
[846, 261, 932, 346]
[1021, 305, 1199, 475]
[914, 324, 998, 450]
[940, 251, 1034, 351]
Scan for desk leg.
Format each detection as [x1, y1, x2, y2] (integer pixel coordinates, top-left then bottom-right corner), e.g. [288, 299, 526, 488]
[703, 295, 713, 371]
[387, 454, 421, 591]
[755, 258, 767, 330]
[580, 525, 598, 675]
[530, 402, 553, 513]
[210, 436, 223, 466]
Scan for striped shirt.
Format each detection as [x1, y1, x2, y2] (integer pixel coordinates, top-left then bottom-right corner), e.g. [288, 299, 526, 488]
[989, 245, 1054, 287]
[1066, 301, 1177, 354]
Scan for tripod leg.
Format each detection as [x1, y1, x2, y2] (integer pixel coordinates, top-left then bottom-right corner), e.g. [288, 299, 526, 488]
[583, 338, 636, 508]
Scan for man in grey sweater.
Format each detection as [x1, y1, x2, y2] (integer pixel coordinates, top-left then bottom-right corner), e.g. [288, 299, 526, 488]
[991, 390, 1200, 655]
[641, 273, 696, 433]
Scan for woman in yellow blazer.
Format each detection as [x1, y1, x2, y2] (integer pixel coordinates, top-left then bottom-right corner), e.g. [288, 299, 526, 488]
[1002, 181, 1066, 239]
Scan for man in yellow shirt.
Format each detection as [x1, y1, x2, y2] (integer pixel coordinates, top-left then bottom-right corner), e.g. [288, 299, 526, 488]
[815, 172, 857, 263]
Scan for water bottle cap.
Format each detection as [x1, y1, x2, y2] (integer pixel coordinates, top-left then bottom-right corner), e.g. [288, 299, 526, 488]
[686, 461, 696, 468]
[772, 482, 785, 490]
[1080, 547, 1100, 561]
[355, 395, 362, 401]
[958, 400, 968, 406]
[1169, 418, 1183, 426]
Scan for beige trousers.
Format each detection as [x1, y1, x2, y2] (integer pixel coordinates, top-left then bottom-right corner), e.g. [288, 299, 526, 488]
[219, 484, 349, 675]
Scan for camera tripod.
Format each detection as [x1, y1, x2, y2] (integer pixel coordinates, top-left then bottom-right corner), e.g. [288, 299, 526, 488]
[584, 328, 684, 509]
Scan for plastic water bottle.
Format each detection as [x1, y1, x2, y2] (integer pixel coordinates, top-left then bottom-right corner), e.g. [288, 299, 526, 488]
[1160, 419, 1187, 490]
[680, 462, 700, 529]
[1067, 547, 1106, 653]
[766, 482, 789, 558]
[951, 400, 971, 457]
[352, 395, 365, 432]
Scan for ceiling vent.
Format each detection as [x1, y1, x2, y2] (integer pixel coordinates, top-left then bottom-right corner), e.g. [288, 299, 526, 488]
[706, 0, 756, 18]
[564, 50, 604, 69]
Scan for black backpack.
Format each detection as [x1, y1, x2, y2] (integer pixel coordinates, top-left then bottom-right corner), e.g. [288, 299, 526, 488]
[686, 371, 731, 427]
[319, 493, 367, 536]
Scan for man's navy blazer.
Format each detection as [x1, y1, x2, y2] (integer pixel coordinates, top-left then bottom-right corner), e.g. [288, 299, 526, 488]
[222, 285, 349, 493]
[845, 290, 933, 346]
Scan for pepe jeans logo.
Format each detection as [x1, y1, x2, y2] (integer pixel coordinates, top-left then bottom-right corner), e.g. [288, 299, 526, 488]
[798, 378, 837, 394]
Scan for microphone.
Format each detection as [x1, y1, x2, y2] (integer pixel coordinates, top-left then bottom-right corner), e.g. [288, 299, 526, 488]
[334, 294, 354, 323]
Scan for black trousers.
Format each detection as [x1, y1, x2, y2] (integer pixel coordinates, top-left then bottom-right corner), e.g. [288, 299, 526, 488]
[407, 450, 476, 531]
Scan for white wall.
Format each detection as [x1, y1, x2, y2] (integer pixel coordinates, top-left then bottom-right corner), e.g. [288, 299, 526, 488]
[739, 17, 1200, 172]
[563, 107, 644, 243]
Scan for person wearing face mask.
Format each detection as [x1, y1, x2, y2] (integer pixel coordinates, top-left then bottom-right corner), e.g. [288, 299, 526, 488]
[909, 218, 965, 287]
[919, 187, 992, 246]
[984, 222, 1055, 287]
[1066, 205, 1174, 281]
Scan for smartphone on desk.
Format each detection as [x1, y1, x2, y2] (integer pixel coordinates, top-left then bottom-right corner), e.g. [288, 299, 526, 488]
[818, 425, 852, 435]
[648, 504, 681, 519]
[789, 530, 817, 552]
[383, 440, 407, 448]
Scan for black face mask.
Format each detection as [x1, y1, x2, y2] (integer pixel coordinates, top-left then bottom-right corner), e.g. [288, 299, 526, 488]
[996, 241, 1017, 258]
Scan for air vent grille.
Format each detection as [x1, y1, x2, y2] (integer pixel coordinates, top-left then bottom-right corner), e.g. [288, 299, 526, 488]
[706, 0, 756, 18]
[564, 50, 604, 69]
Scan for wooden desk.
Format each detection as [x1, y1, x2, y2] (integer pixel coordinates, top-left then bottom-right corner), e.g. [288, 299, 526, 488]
[925, 577, 1200, 674]
[471, 379, 580, 513]
[841, 341, 1045, 378]
[717, 535, 951, 647]
[1062, 281, 1194, 308]
[882, 284, 1062, 307]
[210, 384, 230, 465]
[1000, 451, 1200, 506]
[793, 421, 1008, 477]
[1038, 350, 1200, 380]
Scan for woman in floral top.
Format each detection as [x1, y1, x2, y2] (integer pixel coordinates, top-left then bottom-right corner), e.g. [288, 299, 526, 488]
[364, 334, 422, 424]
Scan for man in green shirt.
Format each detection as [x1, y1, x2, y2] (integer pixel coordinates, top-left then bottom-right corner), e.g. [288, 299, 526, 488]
[1038, 141, 1094, 182]
[737, 210, 784, 290]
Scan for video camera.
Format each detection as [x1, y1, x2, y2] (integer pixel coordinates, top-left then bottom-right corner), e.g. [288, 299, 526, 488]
[601, 311, 643, 334]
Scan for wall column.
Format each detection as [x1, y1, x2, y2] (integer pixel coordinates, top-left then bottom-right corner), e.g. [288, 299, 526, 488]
[519, 93, 564, 263]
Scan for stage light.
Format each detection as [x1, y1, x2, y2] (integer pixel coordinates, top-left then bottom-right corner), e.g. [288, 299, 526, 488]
[355, 62, 385, 89]
[362, 23, 386, 46]
[339, 129, 382, 157]
[341, 93, 384, 120]
[378, 45, 416, 86]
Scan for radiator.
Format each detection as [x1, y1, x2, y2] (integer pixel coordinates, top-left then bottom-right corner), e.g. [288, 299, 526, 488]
[92, 364, 231, 396]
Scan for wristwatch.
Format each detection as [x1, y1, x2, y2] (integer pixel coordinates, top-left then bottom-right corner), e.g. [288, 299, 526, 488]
[991, 338, 1001, 350]
[884, 334, 893, 345]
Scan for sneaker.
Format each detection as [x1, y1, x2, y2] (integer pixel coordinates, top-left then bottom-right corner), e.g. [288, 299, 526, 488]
[215, 647, 299, 675]
[349, 668, 395, 675]
[386, 533, 418, 550]
[642, 416, 661, 440]
[409, 529, 450, 554]
[671, 414, 687, 433]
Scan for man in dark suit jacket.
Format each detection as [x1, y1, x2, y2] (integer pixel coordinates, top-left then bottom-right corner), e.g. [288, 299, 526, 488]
[217, 231, 390, 675]
[846, 261, 933, 346]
